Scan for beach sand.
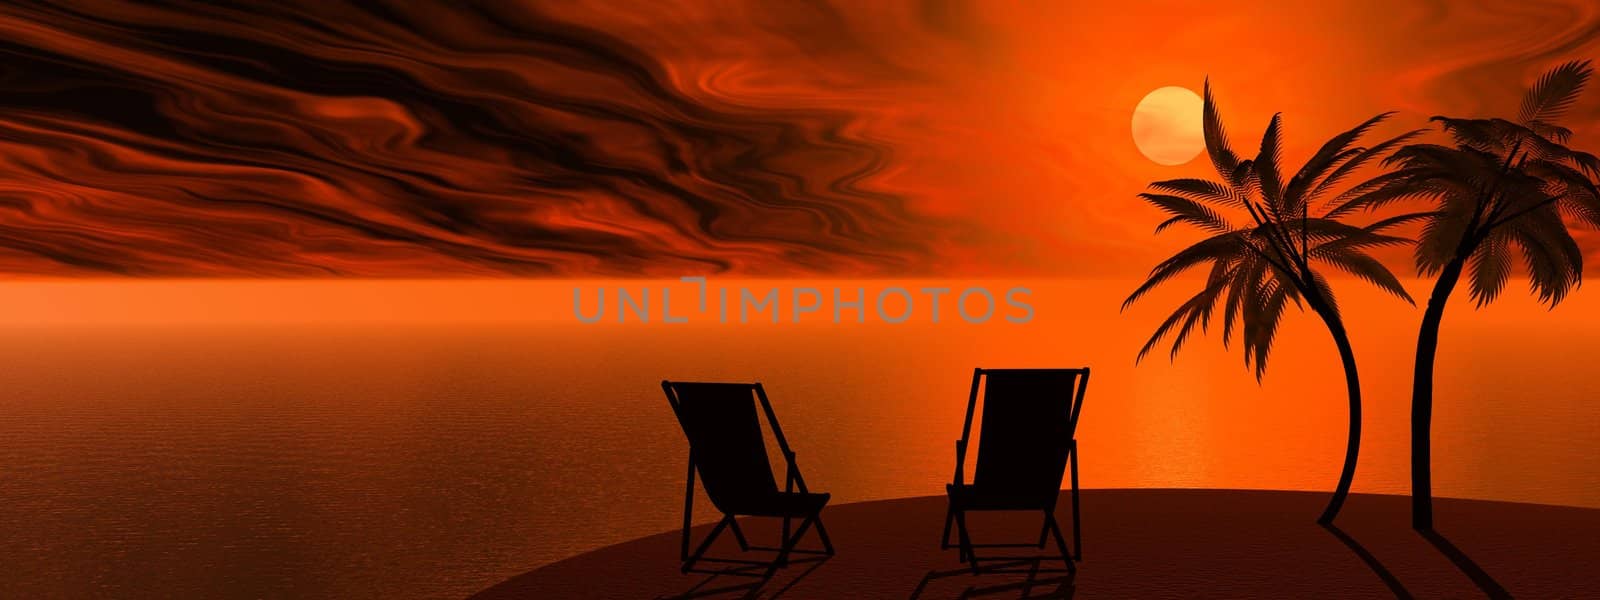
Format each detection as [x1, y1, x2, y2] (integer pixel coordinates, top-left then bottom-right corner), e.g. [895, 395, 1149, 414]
[473, 489, 1600, 599]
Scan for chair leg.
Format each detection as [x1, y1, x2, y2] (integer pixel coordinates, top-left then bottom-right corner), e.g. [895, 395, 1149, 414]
[1047, 513, 1076, 574]
[812, 514, 835, 555]
[684, 514, 732, 573]
[953, 509, 977, 573]
[1036, 513, 1051, 548]
[766, 514, 816, 577]
[1070, 445, 1082, 561]
[782, 515, 791, 556]
[680, 512, 692, 563]
[681, 458, 696, 562]
[941, 505, 956, 549]
[727, 517, 750, 551]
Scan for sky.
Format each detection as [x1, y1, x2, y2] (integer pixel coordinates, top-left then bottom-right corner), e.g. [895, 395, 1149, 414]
[0, 1, 1598, 278]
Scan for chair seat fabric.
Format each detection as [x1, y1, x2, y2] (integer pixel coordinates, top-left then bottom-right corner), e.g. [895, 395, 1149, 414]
[946, 483, 1056, 511]
[729, 491, 830, 517]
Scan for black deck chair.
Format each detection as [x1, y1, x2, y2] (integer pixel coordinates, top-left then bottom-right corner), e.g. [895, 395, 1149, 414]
[941, 368, 1088, 574]
[663, 381, 834, 579]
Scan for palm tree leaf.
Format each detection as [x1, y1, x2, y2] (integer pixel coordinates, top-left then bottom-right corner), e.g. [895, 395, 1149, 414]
[1414, 201, 1475, 275]
[1306, 270, 1342, 319]
[1219, 255, 1262, 349]
[1167, 262, 1235, 359]
[1243, 226, 1306, 288]
[1467, 230, 1513, 306]
[1243, 279, 1290, 380]
[1148, 178, 1241, 206]
[1484, 175, 1564, 230]
[1140, 193, 1233, 233]
[1310, 227, 1413, 257]
[1284, 112, 1393, 204]
[1526, 158, 1600, 228]
[1431, 116, 1512, 152]
[1228, 159, 1257, 190]
[1256, 114, 1287, 210]
[1308, 129, 1427, 210]
[1203, 79, 1240, 178]
[1318, 245, 1416, 304]
[1300, 217, 1413, 246]
[1567, 148, 1600, 180]
[1527, 119, 1574, 144]
[1136, 273, 1229, 364]
[1122, 232, 1243, 309]
[1362, 211, 1434, 235]
[1506, 206, 1583, 306]
[1438, 116, 1591, 165]
[1385, 142, 1503, 178]
[1323, 167, 1447, 219]
[1136, 296, 1200, 364]
[1518, 60, 1593, 124]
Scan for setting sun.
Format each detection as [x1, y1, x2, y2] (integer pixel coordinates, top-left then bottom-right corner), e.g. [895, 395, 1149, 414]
[1132, 86, 1205, 166]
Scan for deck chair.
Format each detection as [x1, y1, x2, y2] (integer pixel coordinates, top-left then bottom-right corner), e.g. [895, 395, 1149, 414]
[941, 368, 1088, 574]
[663, 381, 834, 579]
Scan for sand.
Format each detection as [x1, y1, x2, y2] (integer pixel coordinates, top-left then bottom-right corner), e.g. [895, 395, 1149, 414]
[471, 489, 1599, 599]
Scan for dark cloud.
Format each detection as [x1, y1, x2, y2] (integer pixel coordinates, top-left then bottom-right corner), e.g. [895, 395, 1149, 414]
[0, 1, 959, 276]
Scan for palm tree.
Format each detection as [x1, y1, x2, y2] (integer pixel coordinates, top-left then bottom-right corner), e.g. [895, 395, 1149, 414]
[1346, 60, 1600, 531]
[1124, 81, 1420, 524]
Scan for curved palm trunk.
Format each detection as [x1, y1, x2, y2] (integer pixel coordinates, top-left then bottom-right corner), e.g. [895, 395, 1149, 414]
[1412, 256, 1466, 531]
[1308, 297, 1362, 524]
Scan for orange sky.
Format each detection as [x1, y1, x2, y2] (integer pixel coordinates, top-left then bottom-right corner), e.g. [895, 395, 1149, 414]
[1, 1, 1598, 277]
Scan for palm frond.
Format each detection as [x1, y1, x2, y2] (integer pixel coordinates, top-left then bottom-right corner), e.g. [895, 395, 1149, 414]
[1435, 117, 1589, 165]
[1309, 229, 1412, 257]
[1318, 244, 1416, 304]
[1122, 233, 1244, 310]
[1219, 255, 1263, 349]
[1147, 178, 1241, 206]
[1242, 279, 1290, 380]
[1136, 270, 1230, 364]
[1256, 114, 1287, 209]
[1414, 201, 1475, 275]
[1518, 60, 1593, 124]
[1136, 294, 1202, 364]
[1362, 211, 1434, 235]
[1306, 270, 1342, 319]
[1141, 193, 1233, 233]
[1527, 119, 1574, 144]
[1526, 158, 1600, 227]
[1323, 167, 1448, 219]
[1283, 112, 1392, 204]
[1167, 262, 1236, 360]
[1307, 128, 1427, 210]
[1466, 231, 1513, 306]
[1567, 148, 1600, 179]
[1506, 206, 1584, 306]
[1203, 79, 1240, 178]
[1299, 217, 1412, 248]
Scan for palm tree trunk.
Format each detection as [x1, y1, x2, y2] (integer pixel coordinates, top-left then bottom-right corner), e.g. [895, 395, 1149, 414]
[1309, 298, 1362, 524]
[1412, 255, 1466, 531]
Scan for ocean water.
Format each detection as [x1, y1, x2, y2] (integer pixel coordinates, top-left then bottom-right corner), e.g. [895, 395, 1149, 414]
[2, 280, 1597, 598]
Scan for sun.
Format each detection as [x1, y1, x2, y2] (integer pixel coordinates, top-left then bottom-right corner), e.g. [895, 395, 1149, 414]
[1132, 87, 1205, 166]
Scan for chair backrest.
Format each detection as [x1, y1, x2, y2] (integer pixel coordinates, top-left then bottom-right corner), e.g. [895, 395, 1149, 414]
[663, 381, 781, 514]
[963, 368, 1088, 505]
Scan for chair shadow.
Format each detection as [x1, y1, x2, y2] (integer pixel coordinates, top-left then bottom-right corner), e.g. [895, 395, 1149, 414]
[1420, 530, 1511, 600]
[908, 558, 1076, 599]
[1321, 524, 1412, 599]
[654, 555, 832, 600]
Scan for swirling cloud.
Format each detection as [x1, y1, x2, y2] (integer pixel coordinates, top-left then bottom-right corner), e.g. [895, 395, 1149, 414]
[1, 1, 1599, 277]
[0, 1, 978, 276]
